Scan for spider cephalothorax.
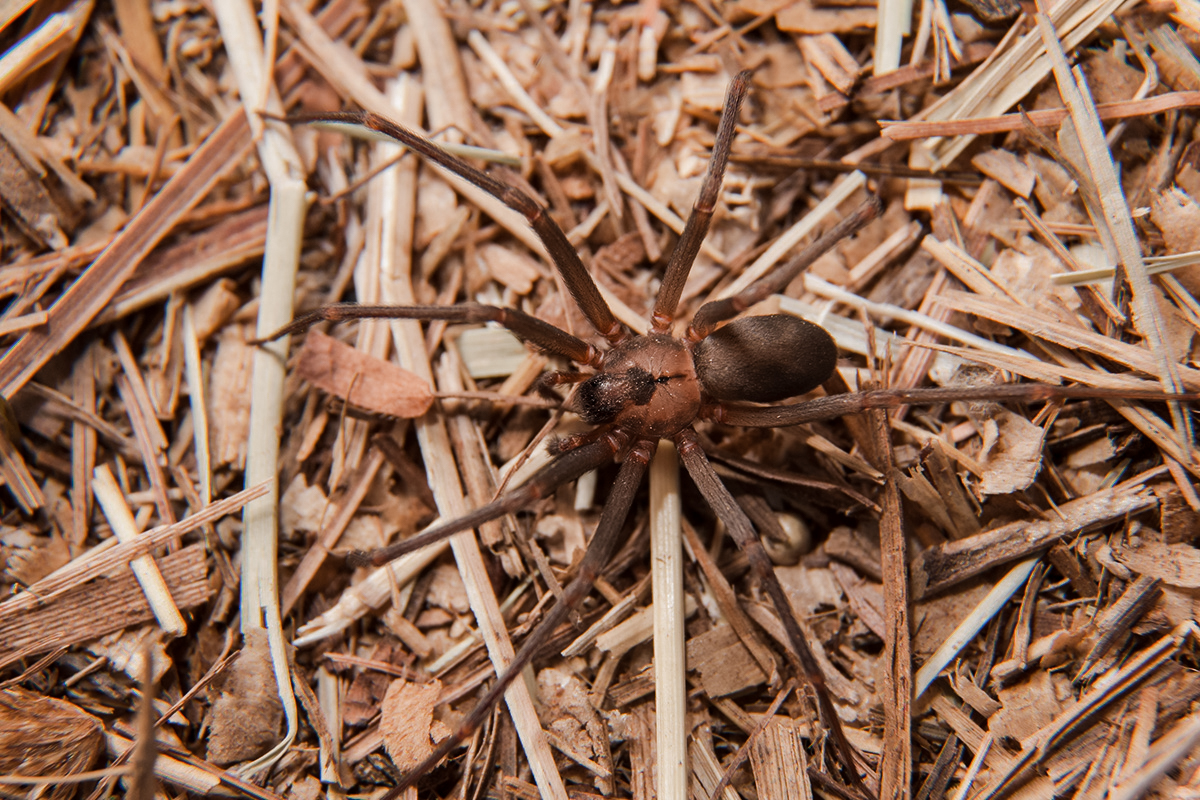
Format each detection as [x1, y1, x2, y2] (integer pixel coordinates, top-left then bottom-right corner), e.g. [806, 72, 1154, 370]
[572, 335, 701, 435]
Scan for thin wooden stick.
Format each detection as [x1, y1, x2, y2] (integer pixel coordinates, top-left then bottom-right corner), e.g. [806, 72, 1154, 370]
[881, 91, 1200, 140]
[651, 440, 687, 800]
[90, 465, 186, 637]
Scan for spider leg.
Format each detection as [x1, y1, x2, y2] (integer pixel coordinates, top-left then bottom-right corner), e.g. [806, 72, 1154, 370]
[289, 110, 625, 344]
[711, 382, 1200, 428]
[253, 303, 602, 366]
[675, 427, 871, 798]
[651, 71, 751, 333]
[690, 196, 881, 340]
[353, 433, 626, 567]
[380, 438, 657, 800]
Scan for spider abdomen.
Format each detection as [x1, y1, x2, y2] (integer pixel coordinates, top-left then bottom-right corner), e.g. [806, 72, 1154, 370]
[693, 315, 837, 403]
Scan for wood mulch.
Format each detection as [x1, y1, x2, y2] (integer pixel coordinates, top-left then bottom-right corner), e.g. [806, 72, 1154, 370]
[2, 0, 1200, 798]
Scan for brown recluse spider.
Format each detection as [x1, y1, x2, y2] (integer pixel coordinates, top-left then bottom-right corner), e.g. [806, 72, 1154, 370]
[260, 72, 1188, 798]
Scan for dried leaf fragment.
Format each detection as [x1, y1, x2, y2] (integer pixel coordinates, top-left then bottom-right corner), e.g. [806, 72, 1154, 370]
[968, 405, 1046, 496]
[207, 628, 283, 765]
[380, 677, 446, 772]
[687, 625, 768, 697]
[0, 136, 71, 249]
[209, 325, 255, 469]
[776, 0, 875, 33]
[478, 243, 543, 295]
[972, 149, 1036, 198]
[295, 329, 434, 419]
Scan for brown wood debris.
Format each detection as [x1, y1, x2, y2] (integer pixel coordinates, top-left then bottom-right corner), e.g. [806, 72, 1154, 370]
[0, 688, 103, 800]
[3, 0, 1200, 798]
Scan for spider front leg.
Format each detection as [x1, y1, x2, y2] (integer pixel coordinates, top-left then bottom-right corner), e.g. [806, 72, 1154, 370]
[378, 437, 657, 800]
[288, 110, 626, 344]
[674, 427, 871, 798]
[711, 382, 1199, 428]
[650, 71, 751, 333]
[353, 433, 625, 566]
[689, 196, 882, 341]
[253, 302, 602, 367]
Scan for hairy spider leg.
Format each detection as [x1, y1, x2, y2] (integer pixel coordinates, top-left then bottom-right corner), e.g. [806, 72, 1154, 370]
[254, 303, 602, 367]
[675, 428, 870, 795]
[349, 434, 626, 567]
[689, 196, 882, 341]
[286, 110, 626, 344]
[651, 71, 751, 333]
[712, 382, 1200, 428]
[377, 438, 658, 800]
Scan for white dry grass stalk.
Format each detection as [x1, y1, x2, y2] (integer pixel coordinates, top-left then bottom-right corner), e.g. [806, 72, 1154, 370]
[913, 556, 1040, 699]
[1051, 249, 1200, 285]
[917, 341, 1165, 392]
[920, 236, 1020, 303]
[375, 77, 566, 800]
[292, 544, 451, 646]
[91, 464, 186, 637]
[938, 290, 1200, 387]
[874, 0, 913, 76]
[0, 310, 48, 336]
[651, 440, 687, 800]
[316, 667, 341, 784]
[594, 595, 699, 657]
[847, 220, 923, 289]
[561, 582, 644, 658]
[1034, 8, 1194, 460]
[104, 731, 221, 795]
[788, 275, 1029, 359]
[468, 30, 564, 137]
[1108, 708, 1200, 800]
[211, 0, 308, 775]
[0, 482, 269, 622]
[949, 731, 993, 800]
[180, 306, 212, 506]
[0, 4, 85, 95]
[690, 737, 741, 800]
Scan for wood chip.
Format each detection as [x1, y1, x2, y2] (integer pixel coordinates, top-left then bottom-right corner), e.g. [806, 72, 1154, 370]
[0, 544, 210, 661]
[380, 676, 444, 772]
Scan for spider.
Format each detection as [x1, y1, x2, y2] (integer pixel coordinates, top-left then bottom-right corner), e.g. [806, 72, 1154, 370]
[262, 72, 1183, 798]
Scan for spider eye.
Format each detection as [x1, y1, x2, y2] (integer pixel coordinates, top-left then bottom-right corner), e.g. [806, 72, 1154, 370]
[575, 368, 656, 424]
[694, 315, 837, 403]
